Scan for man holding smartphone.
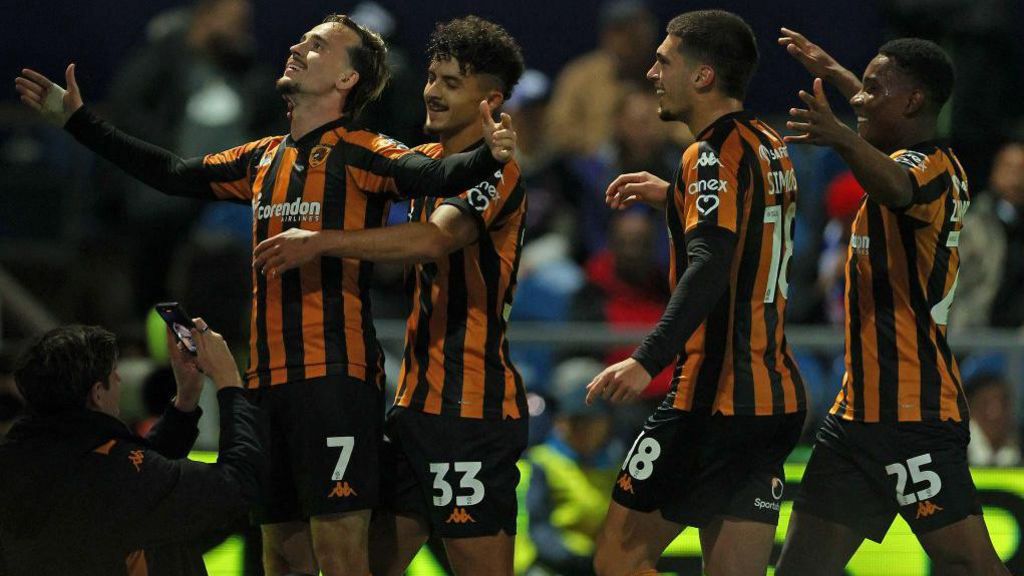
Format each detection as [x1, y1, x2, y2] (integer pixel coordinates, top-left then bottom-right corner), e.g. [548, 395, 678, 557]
[0, 319, 264, 576]
[15, 13, 516, 576]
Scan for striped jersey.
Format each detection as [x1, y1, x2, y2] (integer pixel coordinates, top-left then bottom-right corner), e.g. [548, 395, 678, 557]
[665, 111, 806, 416]
[831, 142, 970, 423]
[201, 118, 480, 388]
[394, 142, 528, 420]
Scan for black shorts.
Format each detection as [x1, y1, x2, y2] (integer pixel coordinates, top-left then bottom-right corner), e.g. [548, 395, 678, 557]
[793, 413, 981, 542]
[611, 402, 805, 527]
[248, 375, 384, 524]
[379, 406, 529, 538]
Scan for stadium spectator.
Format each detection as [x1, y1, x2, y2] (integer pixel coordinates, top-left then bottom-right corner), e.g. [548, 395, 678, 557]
[106, 0, 284, 313]
[965, 372, 1021, 467]
[527, 358, 621, 576]
[952, 142, 1024, 331]
[0, 349, 23, 438]
[544, 0, 657, 156]
[818, 171, 864, 326]
[0, 320, 264, 576]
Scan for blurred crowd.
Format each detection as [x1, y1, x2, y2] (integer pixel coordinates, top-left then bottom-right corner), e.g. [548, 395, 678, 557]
[1, 1, 1024, 568]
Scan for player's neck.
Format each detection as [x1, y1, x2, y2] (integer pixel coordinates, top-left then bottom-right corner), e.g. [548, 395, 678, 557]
[288, 94, 347, 141]
[686, 98, 744, 138]
[888, 120, 937, 153]
[439, 123, 483, 157]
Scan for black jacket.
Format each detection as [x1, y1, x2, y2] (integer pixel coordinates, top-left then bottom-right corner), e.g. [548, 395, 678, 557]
[0, 388, 263, 575]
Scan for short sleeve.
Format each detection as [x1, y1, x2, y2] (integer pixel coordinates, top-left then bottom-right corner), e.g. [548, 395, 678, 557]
[681, 134, 744, 235]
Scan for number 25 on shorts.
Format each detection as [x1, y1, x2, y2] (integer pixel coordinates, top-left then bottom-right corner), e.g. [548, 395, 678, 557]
[885, 453, 942, 506]
[623, 435, 662, 481]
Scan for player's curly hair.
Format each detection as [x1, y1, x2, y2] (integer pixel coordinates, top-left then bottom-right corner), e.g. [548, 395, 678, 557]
[878, 38, 955, 113]
[322, 13, 391, 118]
[427, 16, 525, 101]
[667, 10, 758, 101]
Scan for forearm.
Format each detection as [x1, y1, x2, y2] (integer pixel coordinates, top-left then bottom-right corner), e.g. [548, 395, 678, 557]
[144, 404, 202, 459]
[631, 228, 736, 376]
[834, 133, 913, 208]
[393, 145, 500, 199]
[825, 65, 863, 101]
[316, 223, 455, 264]
[214, 387, 265, 504]
[64, 106, 215, 199]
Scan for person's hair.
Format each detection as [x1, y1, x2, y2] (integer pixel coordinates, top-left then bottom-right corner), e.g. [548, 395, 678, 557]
[666, 10, 758, 100]
[877, 38, 954, 112]
[427, 15, 525, 100]
[322, 13, 391, 118]
[14, 325, 118, 414]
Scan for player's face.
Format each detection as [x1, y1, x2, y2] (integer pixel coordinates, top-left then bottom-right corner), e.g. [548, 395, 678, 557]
[422, 57, 497, 137]
[849, 54, 915, 152]
[647, 35, 690, 121]
[277, 22, 356, 97]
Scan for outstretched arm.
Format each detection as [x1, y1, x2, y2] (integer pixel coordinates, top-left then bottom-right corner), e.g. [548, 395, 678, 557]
[786, 78, 912, 208]
[778, 28, 863, 102]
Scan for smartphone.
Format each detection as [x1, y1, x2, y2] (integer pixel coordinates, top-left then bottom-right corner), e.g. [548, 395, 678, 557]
[154, 302, 197, 355]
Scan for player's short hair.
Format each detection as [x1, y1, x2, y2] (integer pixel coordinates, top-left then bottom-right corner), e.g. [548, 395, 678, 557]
[878, 38, 955, 112]
[14, 325, 118, 415]
[427, 15, 525, 100]
[666, 10, 759, 100]
[323, 13, 390, 118]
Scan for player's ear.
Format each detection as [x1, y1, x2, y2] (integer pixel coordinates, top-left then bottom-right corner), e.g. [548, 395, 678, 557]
[337, 69, 360, 91]
[904, 88, 926, 117]
[694, 64, 715, 91]
[485, 90, 504, 112]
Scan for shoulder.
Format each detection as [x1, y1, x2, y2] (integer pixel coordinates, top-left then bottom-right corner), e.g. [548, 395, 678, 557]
[413, 142, 444, 158]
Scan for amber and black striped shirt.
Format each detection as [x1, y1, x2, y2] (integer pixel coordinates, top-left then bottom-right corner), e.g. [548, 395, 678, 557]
[65, 108, 502, 389]
[831, 142, 970, 423]
[394, 142, 528, 420]
[664, 111, 806, 416]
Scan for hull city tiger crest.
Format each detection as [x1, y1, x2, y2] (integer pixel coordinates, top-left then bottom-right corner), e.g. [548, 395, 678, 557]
[309, 144, 332, 168]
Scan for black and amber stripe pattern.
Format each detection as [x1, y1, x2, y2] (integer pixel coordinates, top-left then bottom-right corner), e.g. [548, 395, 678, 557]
[665, 111, 806, 416]
[394, 143, 528, 420]
[831, 143, 970, 422]
[200, 118, 439, 388]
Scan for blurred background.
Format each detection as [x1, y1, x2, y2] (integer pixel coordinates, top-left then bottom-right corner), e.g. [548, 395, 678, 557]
[2, 0, 1024, 574]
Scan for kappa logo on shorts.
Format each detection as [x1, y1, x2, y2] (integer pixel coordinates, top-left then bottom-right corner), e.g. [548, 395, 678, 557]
[328, 481, 358, 498]
[446, 507, 476, 524]
[128, 450, 145, 472]
[916, 500, 944, 519]
[616, 473, 635, 494]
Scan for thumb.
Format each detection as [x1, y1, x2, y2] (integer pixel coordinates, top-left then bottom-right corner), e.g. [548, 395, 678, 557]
[65, 63, 78, 93]
[499, 112, 513, 131]
[479, 100, 494, 130]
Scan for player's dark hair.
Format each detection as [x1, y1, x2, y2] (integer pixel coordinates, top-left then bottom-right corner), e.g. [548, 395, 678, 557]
[323, 13, 391, 118]
[427, 15, 525, 100]
[14, 325, 118, 415]
[878, 38, 954, 112]
[666, 10, 758, 100]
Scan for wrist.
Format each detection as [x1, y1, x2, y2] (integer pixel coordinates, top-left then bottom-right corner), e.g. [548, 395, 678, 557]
[173, 393, 200, 412]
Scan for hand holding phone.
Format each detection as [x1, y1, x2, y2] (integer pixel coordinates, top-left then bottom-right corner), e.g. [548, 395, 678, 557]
[155, 302, 197, 355]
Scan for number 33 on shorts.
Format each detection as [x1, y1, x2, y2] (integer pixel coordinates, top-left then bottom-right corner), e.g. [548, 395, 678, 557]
[623, 435, 662, 481]
[430, 462, 486, 507]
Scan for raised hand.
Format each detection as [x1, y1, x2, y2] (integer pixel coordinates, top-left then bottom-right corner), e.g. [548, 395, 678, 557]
[778, 28, 839, 79]
[785, 78, 857, 149]
[585, 358, 652, 405]
[253, 228, 323, 278]
[480, 100, 516, 163]
[14, 64, 84, 126]
[606, 171, 670, 211]
[190, 318, 243, 391]
[167, 326, 202, 412]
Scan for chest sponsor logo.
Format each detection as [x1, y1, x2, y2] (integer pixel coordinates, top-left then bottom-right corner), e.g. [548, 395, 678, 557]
[255, 195, 322, 223]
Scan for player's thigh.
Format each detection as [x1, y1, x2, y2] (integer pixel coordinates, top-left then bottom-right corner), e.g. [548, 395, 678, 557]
[310, 510, 372, 575]
[443, 531, 515, 576]
[917, 514, 1010, 576]
[369, 510, 430, 576]
[594, 501, 683, 575]
[699, 516, 776, 576]
[261, 521, 317, 576]
[775, 510, 863, 576]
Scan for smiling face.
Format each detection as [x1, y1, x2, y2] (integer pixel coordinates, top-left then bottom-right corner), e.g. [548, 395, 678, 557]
[276, 22, 358, 98]
[647, 35, 697, 122]
[849, 54, 919, 153]
[422, 57, 500, 138]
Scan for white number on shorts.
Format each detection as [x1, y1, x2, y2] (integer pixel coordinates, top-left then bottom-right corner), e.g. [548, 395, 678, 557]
[622, 435, 662, 481]
[326, 436, 355, 481]
[429, 461, 486, 507]
[884, 453, 943, 506]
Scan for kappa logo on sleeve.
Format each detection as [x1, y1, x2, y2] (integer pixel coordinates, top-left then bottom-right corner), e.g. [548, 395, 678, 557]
[695, 151, 721, 168]
[128, 450, 145, 473]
